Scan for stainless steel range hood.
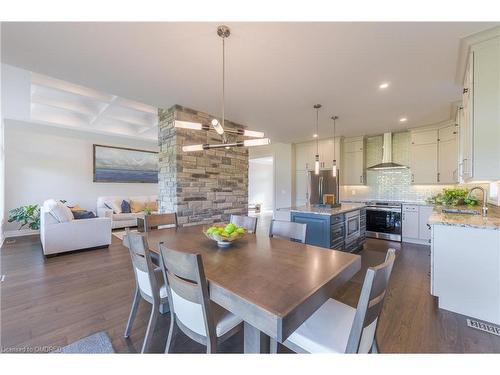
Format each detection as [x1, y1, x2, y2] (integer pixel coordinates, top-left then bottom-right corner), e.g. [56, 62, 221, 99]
[367, 133, 408, 170]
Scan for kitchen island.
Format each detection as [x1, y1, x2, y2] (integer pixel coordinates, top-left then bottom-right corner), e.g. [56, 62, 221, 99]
[279, 203, 366, 252]
[429, 205, 500, 324]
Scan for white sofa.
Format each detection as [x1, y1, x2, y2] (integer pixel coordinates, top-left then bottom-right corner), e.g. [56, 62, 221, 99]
[40, 200, 112, 256]
[97, 195, 158, 229]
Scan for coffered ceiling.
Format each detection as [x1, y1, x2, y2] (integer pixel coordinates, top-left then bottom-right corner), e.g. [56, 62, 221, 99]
[2, 22, 498, 143]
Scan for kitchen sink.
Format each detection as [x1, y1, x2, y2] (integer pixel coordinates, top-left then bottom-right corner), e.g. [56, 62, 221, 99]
[441, 208, 480, 215]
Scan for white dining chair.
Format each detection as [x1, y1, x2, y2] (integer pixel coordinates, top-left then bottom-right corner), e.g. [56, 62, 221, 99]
[277, 248, 396, 353]
[159, 244, 244, 353]
[230, 214, 258, 233]
[269, 220, 307, 243]
[123, 229, 169, 353]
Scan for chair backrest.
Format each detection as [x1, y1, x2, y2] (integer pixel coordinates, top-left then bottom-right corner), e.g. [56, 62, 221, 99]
[123, 230, 160, 304]
[143, 213, 178, 232]
[230, 214, 258, 234]
[158, 244, 215, 341]
[269, 220, 307, 243]
[345, 248, 396, 353]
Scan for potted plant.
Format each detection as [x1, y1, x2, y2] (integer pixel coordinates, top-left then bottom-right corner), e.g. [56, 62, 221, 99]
[8, 204, 41, 230]
[426, 188, 478, 207]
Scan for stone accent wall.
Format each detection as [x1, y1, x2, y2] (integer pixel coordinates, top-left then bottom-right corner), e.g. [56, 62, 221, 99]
[158, 105, 248, 227]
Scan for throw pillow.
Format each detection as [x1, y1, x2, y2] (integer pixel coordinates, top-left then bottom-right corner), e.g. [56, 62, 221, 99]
[104, 199, 122, 214]
[69, 204, 86, 213]
[145, 201, 158, 211]
[72, 211, 97, 220]
[121, 200, 131, 214]
[129, 200, 146, 213]
[49, 202, 74, 223]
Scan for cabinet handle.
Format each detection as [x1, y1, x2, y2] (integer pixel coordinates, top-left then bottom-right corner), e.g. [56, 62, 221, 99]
[437, 172, 440, 182]
[463, 88, 469, 94]
[411, 174, 415, 183]
[360, 175, 363, 183]
[402, 213, 405, 220]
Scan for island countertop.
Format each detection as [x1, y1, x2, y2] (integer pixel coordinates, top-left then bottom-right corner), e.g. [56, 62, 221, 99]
[279, 203, 366, 216]
[428, 204, 500, 231]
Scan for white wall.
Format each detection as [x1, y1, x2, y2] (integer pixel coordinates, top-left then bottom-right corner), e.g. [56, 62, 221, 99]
[249, 157, 273, 210]
[4, 120, 158, 233]
[249, 143, 293, 211]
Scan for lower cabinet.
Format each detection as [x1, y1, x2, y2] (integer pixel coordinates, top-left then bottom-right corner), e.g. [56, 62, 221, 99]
[431, 224, 500, 324]
[290, 210, 365, 252]
[402, 204, 433, 245]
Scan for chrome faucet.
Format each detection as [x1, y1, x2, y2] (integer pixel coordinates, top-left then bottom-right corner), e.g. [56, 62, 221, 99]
[468, 186, 488, 217]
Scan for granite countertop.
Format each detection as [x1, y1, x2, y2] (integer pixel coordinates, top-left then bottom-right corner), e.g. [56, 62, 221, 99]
[280, 203, 366, 216]
[341, 199, 433, 206]
[428, 205, 500, 231]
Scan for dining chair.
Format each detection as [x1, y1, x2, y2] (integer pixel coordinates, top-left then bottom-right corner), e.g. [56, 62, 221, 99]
[158, 244, 244, 353]
[139, 212, 178, 232]
[230, 214, 258, 233]
[277, 248, 396, 354]
[269, 220, 307, 243]
[123, 229, 169, 353]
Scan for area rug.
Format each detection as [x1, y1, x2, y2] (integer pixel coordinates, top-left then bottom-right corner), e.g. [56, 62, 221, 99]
[52, 331, 115, 353]
[112, 229, 138, 241]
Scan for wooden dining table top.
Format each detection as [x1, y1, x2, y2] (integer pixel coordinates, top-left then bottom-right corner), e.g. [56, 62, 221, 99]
[143, 225, 361, 342]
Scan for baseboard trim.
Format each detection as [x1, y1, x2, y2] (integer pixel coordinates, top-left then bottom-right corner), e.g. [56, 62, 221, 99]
[4, 229, 40, 238]
[402, 237, 431, 246]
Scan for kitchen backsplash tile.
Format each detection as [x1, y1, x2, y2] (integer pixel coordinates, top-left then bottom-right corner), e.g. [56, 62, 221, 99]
[340, 168, 455, 202]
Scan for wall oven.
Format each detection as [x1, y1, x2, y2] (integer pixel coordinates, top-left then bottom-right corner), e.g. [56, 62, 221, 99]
[366, 202, 402, 242]
[345, 210, 361, 244]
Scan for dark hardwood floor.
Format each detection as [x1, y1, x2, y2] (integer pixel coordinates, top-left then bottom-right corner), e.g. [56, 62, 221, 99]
[1, 226, 500, 353]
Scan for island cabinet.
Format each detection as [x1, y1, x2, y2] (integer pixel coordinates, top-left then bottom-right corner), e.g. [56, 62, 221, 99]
[431, 224, 500, 324]
[290, 207, 366, 252]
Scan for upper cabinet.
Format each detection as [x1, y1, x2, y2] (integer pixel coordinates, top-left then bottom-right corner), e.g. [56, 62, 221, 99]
[410, 129, 439, 184]
[294, 138, 341, 171]
[342, 136, 365, 185]
[295, 142, 315, 171]
[438, 124, 459, 183]
[409, 123, 458, 184]
[459, 36, 500, 182]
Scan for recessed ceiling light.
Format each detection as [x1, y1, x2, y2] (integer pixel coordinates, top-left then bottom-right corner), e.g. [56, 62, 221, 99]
[399, 117, 407, 122]
[379, 83, 389, 89]
[313, 134, 318, 138]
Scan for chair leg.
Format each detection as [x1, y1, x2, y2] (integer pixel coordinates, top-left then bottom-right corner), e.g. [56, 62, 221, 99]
[371, 338, 379, 354]
[270, 338, 278, 354]
[206, 335, 217, 354]
[124, 287, 141, 338]
[165, 315, 177, 353]
[141, 305, 159, 353]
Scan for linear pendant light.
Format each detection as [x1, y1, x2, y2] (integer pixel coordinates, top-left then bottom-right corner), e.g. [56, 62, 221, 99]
[331, 115, 338, 177]
[313, 104, 322, 175]
[179, 25, 270, 152]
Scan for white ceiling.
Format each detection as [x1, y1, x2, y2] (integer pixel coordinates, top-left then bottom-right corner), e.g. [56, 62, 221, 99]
[30, 73, 158, 140]
[2, 22, 498, 143]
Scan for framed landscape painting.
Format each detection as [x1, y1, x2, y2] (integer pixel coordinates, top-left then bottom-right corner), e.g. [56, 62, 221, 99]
[93, 144, 158, 183]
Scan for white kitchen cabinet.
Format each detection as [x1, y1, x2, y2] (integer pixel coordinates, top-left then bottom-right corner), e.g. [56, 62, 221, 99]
[418, 205, 433, 242]
[295, 142, 315, 171]
[402, 205, 419, 240]
[294, 170, 309, 206]
[437, 124, 459, 183]
[431, 224, 500, 324]
[410, 129, 438, 184]
[402, 204, 434, 245]
[318, 138, 341, 170]
[341, 136, 365, 185]
[459, 36, 500, 182]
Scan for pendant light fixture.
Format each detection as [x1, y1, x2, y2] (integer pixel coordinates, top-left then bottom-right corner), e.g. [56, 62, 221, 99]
[313, 104, 322, 175]
[331, 115, 339, 177]
[177, 25, 270, 151]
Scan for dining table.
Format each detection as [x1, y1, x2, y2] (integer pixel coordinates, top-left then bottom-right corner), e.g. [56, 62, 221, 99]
[142, 224, 362, 353]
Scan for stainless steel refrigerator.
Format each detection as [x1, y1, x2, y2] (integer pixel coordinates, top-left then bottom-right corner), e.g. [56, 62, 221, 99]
[308, 170, 339, 205]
